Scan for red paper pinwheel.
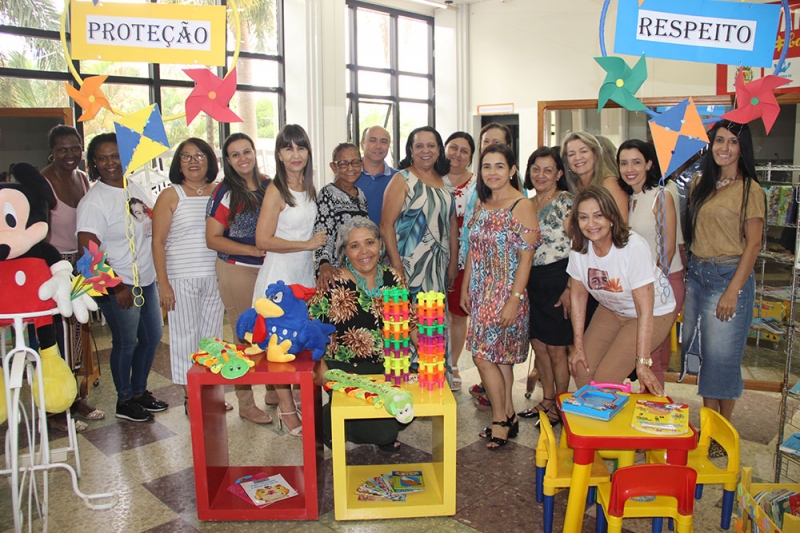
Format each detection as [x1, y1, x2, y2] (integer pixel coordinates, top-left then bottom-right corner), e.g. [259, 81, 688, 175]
[721, 70, 791, 134]
[183, 67, 243, 125]
[64, 75, 113, 122]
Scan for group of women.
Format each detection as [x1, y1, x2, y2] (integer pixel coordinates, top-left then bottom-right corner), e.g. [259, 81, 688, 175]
[41, 117, 762, 456]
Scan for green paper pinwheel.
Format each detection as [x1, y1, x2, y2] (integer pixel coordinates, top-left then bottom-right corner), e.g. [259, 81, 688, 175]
[595, 54, 649, 113]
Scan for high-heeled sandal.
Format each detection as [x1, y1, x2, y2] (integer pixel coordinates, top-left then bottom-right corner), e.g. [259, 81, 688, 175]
[534, 404, 561, 429]
[525, 368, 540, 399]
[481, 414, 519, 440]
[517, 397, 555, 419]
[276, 406, 303, 437]
[487, 419, 511, 449]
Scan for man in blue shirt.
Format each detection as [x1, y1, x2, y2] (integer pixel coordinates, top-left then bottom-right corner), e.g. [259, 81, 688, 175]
[356, 125, 397, 225]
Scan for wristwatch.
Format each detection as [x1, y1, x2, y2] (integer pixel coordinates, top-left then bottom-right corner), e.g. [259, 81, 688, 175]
[510, 291, 523, 299]
[635, 357, 653, 367]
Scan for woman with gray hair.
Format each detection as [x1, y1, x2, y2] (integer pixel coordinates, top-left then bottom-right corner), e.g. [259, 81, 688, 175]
[309, 216, 410, 450]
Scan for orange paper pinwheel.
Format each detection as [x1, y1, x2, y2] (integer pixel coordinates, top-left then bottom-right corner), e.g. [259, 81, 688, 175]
[721, 70, 791, 134]
[64, 75, 112, 122]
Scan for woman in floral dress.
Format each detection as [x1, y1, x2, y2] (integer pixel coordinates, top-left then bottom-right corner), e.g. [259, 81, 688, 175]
[311, 217, 408, 450]
[460, 144, 540, 449]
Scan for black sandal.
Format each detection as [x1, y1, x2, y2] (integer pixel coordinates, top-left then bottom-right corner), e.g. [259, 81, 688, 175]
[534, 404, 561, 429]
[480, 414, 519, 440]
[487, 419, 511, 450]
[518, 397, 555, 419]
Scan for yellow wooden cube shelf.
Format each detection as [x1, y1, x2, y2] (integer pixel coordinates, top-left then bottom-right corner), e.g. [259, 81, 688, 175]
[330, 376, 457, 520]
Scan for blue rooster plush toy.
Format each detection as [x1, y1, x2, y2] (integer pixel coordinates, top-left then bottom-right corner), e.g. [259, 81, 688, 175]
[237, 281, 336, 362]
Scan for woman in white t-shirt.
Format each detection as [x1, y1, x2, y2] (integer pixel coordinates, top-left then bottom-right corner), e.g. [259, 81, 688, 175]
[566, 186, 675, 395]
[77, 133, 166, 424]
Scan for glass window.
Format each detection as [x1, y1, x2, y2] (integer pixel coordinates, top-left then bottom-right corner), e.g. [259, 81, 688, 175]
[398, 17, 429, 74]
[0, 35, 67, 73]
[346, 2, 434, 163]
[227, 56, 280, 88]
[0, 78, 70, 108]
[229, 91, 281, 177]
[226, 0, 280, 56]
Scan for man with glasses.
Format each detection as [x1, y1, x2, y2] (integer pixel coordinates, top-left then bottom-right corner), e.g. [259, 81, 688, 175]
[355, 126, 397, 226]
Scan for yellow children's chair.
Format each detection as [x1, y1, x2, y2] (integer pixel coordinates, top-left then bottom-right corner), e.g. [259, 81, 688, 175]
[538, 411, 610, 533]
[596, 464, 697, 533]
[647, 407, 740, 529]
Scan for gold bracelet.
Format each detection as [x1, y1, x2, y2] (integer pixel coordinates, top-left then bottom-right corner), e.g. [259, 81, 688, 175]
[511, 291, 523, 299]
[635, 357, 653, 367]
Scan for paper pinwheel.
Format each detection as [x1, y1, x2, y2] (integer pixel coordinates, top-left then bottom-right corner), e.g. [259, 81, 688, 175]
[595, 54, 649, 112]
[64, 75, 113, 122]
[648, 97, 709, 177]
[72, 241, 122, 299]
[721, 69, 791, 135]
[113, 104, 170, 175]
[184, 67, 242, 125]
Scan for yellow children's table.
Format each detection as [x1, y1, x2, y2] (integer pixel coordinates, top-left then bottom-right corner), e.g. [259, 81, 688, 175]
[330, 376, 456, 520]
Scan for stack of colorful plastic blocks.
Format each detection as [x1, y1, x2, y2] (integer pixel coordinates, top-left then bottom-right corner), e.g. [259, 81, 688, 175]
[417, 290, 446, 390]
[382, 287, 410, 385]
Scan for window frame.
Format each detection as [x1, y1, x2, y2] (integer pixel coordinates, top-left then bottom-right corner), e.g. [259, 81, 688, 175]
[345, 0, 435, 164]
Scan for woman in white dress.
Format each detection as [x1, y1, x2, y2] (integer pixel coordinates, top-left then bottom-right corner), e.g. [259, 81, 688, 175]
[255, 124, 326, 437]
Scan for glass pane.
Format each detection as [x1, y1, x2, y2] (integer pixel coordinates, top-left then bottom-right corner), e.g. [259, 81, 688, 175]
[398, 17, 429, 74]
[161, 63, 222, 81]
[1, 0, 65, 31]
[0, 78, 69, 108]
[0, 35, 67, 72]
[229, 91, 280, 177]
[81, 59, 149, 78]
[227, 0, 280, 56]
[227, 57, 280, 88]
[398, 75, 428, 100]
[356, 8, 390, 69]
[159, 86, 221, 151]
[81, 83, 151, 142]
[398, 101, 430, 153]
[357, 71, 391, 96]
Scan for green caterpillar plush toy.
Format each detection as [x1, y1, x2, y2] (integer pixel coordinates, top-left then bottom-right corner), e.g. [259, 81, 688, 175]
[324, 369, 414, 423]
[191, 338, 254, 379]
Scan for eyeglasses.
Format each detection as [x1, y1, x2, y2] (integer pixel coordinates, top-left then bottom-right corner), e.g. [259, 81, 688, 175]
[179, 153, 207, 163]
[333, 159, 363, 170]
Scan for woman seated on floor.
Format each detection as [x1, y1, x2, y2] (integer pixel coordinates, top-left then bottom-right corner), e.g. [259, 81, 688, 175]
[310, 216, 411, 450]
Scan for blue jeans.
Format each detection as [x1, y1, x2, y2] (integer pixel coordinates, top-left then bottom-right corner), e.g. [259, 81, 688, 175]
[96, 282, 163, 402]
[680, 258, 754, 400]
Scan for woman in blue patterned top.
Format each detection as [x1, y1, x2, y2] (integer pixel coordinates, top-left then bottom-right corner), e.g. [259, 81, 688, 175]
[205, 133, 272, 425]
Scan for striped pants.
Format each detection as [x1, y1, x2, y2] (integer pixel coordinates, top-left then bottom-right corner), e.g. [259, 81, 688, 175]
[167, 276, 224, 386]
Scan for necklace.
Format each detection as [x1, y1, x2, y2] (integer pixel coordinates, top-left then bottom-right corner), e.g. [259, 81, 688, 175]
[347, 260, 385, 298]
[186, 182, 207, 195]
[716, 175, 739, 189]
[534, 190, 557, 211]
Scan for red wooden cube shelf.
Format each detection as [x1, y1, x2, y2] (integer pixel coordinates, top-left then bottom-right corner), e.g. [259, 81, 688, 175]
[187, 350, 322, 521]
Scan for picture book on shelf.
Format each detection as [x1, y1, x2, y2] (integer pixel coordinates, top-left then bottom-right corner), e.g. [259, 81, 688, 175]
[630, 400, 689, 435]
[355, 471, 426, 501]
[389, 470, 425, 493]
[227, 473, 298, 507]
[560, 385, 629, 421]
[780, 433, 800, 457]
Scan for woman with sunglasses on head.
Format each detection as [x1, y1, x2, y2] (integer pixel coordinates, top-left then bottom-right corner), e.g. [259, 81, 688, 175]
[314, 142, 369, 290]
[206, 132, 272, 425]
[153, 138, 225, 413]
[682, 120, 765, 445]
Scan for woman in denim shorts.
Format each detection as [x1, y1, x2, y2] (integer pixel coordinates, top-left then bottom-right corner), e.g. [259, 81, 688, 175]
[681, 120, 765, 424]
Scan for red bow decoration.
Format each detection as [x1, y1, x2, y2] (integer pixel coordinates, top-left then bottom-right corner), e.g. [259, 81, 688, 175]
[721, 70, 790, 134]
[183, 67, 243, 125]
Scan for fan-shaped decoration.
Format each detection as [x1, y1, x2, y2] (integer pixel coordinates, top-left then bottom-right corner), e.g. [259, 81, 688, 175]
[595, 54, 649, 112]
[64, 75, 112, 122]
[721, 69, 791, 135]
[184, 67, 242, 125]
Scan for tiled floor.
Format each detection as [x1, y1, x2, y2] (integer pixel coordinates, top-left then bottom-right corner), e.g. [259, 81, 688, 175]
[0, 319, 788, 532]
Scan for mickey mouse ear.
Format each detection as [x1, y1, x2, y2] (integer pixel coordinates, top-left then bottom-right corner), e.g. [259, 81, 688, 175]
[8, 162, 56, 210]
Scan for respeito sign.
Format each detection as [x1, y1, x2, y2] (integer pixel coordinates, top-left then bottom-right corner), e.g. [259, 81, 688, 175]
[615, 0, 781, 68]
[70, 0, 227, 66]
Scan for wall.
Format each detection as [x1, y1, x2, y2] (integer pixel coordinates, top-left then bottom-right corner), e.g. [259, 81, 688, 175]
[467, 0, 718, 161]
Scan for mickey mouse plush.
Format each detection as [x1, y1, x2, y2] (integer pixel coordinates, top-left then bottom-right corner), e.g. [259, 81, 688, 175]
[0, 163, 97, 422]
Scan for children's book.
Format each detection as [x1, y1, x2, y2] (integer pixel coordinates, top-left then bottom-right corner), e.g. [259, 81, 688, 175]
[228, 473, 298, 507]
[389, 470, 425, 493]
[561, 385, 629, 421]
[630, 400, 689, 436]
[780, 433, 800, 456]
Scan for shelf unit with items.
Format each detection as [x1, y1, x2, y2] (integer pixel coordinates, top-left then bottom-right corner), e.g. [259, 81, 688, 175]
[762, 163, 800, 483]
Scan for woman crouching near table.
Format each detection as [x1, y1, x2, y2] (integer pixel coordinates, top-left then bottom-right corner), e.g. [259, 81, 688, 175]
[311, 217, 409, 451]
[567, 186, 675, 397]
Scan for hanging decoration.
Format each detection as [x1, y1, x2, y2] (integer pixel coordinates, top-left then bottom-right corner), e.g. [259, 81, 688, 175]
[721, 69, 791, 134]
[648, 98, 709, 177]
[184, 67, 243, 125]
[114, 104, 170, 176]
[595, 54, 649, 112]
[64, 75, 113, 122]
